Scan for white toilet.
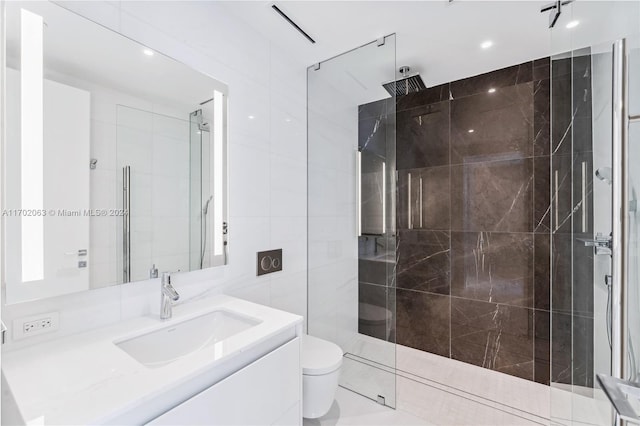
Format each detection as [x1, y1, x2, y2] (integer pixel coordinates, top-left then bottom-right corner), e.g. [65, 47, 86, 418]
[301, 334, 343, 419]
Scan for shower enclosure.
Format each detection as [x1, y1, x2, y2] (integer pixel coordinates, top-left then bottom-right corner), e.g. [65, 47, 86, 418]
[307, 34, 398, 406]
[307, 4, 640, 424]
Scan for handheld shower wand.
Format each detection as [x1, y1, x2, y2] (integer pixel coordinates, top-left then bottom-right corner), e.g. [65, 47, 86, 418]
[200, 195, 213, 268]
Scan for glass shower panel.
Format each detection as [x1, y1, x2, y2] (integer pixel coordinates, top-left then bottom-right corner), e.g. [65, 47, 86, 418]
[189, 110, 203, 271]
[116, 105, 154, 283]
[307, 35, 397, 407]
[116, 106, 192, 283]
[626, 33, 640, 396]
[549, 2, 640, 425]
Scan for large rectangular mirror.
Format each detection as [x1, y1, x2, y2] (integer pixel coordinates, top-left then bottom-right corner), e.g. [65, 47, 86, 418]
[3, 1, 229, 304]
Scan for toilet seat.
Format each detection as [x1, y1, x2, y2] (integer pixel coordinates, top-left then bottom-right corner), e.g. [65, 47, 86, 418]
[301, 334, 343, 376]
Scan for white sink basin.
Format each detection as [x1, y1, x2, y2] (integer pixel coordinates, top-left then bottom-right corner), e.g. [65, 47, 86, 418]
[114, 310, 262, 368]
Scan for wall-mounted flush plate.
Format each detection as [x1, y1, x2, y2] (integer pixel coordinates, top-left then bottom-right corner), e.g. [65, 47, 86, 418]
[257, 249, 282, 276]
[13, 311, 59, 340]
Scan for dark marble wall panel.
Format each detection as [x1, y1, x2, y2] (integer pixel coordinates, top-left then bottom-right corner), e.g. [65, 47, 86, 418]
[450, 83, 533, 164]
[397, 101, 450, 169]
[551, 153, 574, 235]
[451, 298, 534, 381]
[359, 116, 387, 158]
[357, 57, 569, 387]
[534, 234, 551, 311]
[450, 232, 534, 307]
[397, 166, 450, 230]
[451, 158, 534, 232]
[397, 83, 449, 112]
[396, 289, 450, 357]
[450, 62, 533, 99]
[359, 98, 394, 120]
[533, 78, 551, 157]
[397, 230, 450, 295]
[534, 156, 551, 233]
[551, 58, 572, 156]
[359, 258, 389, 286]
[551, 233, 572, 315]
[549, 51, 595, 390]
[551, 311, 572, 384]
[534, 309, 551, 385]
[533, 57, 551, 81]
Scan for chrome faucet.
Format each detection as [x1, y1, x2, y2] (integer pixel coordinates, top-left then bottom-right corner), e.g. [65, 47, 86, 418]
[160, 272, 180, 320]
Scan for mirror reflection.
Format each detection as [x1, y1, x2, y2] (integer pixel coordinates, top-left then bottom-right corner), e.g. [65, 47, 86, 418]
[3, 1, 228, 304]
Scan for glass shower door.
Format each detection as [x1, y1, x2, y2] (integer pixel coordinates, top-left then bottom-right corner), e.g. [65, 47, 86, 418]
[307, 35, 397, 406]
[549, 2, 640, 425]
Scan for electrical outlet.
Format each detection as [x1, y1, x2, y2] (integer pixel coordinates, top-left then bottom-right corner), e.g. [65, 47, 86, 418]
[13, 312, 59, 340]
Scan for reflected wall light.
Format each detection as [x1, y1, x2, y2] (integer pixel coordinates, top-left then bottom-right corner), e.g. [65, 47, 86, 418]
[21, 9, 45, 282]
[213, 90, 225, 256]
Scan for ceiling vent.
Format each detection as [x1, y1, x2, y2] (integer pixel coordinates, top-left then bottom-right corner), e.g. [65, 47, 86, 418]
[271, 4, 315, 44]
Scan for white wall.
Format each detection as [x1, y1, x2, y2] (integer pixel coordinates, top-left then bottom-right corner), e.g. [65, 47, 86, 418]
[307, 70, 359, 352]
[2, 0, 307, 350]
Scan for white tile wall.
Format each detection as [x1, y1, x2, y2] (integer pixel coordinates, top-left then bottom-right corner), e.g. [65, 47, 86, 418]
[2, 0, 307, 350]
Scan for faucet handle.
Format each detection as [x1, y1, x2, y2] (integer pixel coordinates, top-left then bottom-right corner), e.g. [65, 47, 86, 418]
[161, 270, 182, 285]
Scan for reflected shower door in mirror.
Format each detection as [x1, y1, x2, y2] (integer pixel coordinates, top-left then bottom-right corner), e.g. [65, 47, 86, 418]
[3, 1, 228, 304]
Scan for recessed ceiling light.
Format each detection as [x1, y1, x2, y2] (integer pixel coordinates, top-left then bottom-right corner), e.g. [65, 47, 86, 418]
[143, 48, 154, 56]
[285, 117, 292, 123]
[468, 129, 475, 133]
[480, 40, 493, 49]
[566, 20, 579, 29]
[248, 115, 255, 120]
[488, 88, 496, 93]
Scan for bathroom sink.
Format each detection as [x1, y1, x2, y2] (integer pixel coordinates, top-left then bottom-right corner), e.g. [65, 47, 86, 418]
[114, 310, 262, 368]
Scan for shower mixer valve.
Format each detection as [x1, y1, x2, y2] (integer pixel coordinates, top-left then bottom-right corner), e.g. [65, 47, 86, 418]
[579, 232, 612, 256]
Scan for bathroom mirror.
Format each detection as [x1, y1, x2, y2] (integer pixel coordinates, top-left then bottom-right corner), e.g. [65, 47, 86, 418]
[2, 1, 228, 304]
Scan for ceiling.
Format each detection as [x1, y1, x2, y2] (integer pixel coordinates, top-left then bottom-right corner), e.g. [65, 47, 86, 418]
[220, 1, 640, 92]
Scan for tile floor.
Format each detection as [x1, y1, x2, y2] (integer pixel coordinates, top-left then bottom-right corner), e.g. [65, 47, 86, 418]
[313, 333, 609, 426]
[303, 387, 431, 426]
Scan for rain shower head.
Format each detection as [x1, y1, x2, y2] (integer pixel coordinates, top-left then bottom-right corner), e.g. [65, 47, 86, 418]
[382, 66, 427, 96]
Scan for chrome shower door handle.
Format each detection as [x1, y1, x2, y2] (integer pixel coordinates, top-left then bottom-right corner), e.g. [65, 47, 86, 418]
[356, 150, 362, 237]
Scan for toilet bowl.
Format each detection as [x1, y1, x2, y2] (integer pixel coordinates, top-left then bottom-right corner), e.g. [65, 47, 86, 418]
[301, 334, 343, 419]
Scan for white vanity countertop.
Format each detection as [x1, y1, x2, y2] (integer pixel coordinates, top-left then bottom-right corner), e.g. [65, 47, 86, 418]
[2, 295, 303, 425]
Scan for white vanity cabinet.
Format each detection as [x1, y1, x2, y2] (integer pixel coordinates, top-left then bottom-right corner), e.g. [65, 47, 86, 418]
[147, 337, 301, 426]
